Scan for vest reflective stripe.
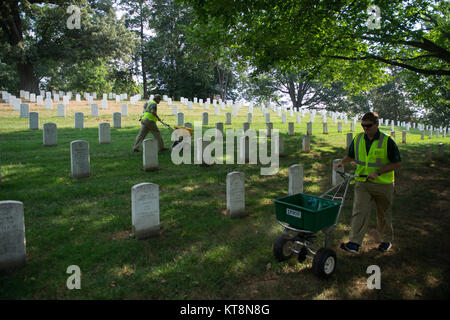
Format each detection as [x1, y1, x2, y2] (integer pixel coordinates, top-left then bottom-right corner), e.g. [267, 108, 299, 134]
[142, 100, 158, 122]
[354, 132, 394, 184]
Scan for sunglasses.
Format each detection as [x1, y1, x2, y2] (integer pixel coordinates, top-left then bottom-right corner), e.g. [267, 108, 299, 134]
[361, 123, 374, 128]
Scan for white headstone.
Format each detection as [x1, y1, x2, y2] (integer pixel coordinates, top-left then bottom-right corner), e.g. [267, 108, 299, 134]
[302, 135, 310, 153]
[288, 122, 294, 136]
[288, 164, 303, 195]
[202, 112, 208, 126]
[91, 104, 99, 117]
[307, 122, 312, 136]
[131, 183, 160, 239]
[143, 139, 159, 171]
[70, 140, 90, 178]
[75, 112, 84, 129]
[347, 133, 353, 148]
[247, 113, 252, 124]
[29, 112, 39, 130]
[216, 122, 224, 136]
[113, 112, 122, 128]
[177, 113, 184, 126]
[226, 172, 246, 218]
[0, 201, 26, 270]
[20, 104, 29, 118]
[323, 122, 328, 134]
[99, 123, 111, 144]
[57, 104, 66, 117]
[266, 122, 273, 137]
[121, 104, 128, 116]
[43, 123, 57, 146]
[226, 112, 232, 125]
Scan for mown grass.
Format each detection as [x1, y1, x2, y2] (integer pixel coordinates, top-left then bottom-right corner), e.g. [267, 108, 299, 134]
[0, 100, 449, 299]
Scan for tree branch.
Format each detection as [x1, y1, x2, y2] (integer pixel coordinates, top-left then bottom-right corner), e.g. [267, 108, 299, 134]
[325, 55, 450, 76]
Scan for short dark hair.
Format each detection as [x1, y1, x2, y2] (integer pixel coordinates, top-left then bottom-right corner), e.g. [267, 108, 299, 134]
[361, 112, 379, 124]
[154, 94, 162, 101]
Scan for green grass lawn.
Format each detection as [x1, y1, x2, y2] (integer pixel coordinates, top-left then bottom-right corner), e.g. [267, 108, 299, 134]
[0, 100, 449, 299]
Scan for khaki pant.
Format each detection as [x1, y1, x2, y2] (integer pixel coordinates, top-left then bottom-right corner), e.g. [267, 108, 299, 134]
[133, 118, 165, 151]
[349, 181, 394, 245]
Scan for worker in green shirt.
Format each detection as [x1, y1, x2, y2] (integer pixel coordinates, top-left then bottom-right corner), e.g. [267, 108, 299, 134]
[132, 94, 169, 152]
[334, 112, 402, 254]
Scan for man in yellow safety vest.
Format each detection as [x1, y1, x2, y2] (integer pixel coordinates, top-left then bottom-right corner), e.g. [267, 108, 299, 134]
[132, 94, 169, 152]
[334, 112, 402, 253]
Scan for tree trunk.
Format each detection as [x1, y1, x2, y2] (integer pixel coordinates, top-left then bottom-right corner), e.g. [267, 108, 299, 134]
[17, 60, 39, 93]
[140, 3, 147, 98]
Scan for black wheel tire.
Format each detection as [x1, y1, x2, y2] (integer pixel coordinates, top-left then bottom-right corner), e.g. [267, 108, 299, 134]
[312, 248, 337, 279]
[273, 235, 294, 262]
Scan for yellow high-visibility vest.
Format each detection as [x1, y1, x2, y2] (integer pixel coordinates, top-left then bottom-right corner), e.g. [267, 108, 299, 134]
[354, 132, 394, 184]
[141, 100, 158, 122]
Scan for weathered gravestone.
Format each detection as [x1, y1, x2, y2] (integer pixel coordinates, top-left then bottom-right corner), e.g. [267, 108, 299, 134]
[121, 104, 128, 117]
[266, 122, 273, 137]
[202, 112, 208, 125]
[91, 104, 99, 117]
[45, 99, 52, 110]
[113, 112, 122, 128]
[99, 123, 111, 144]
[278, 134, 285, 157]
[307, 122, 312, 135]
[177, 113, 184, 126]
[302, 135, 311, 153]
[131, 183, 160, 239]
[29, 112, 39, 130]
[247, 113, 252, 124]
[323, 122, 328, 134]
[226, 172, 246, 218]
[289, 164, 303, 195]
[43, 123, 57, 146]
[0, 201, 26, 271]
[57, 104, 66, 117]
[74, 112, 84, 129]
[143, 138, 159, 171]
[347, 133, 353, 149]
[216, 122, 224, 137]
[226, 112, 232, 125]
[20, 104, 29, 118]
[288, 122, 294, 136]
[70, 140, 90, 178]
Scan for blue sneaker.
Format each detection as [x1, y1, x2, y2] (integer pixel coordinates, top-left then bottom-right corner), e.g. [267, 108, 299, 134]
[378, 242, 392, 252]
[340, 242, 360, 254]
